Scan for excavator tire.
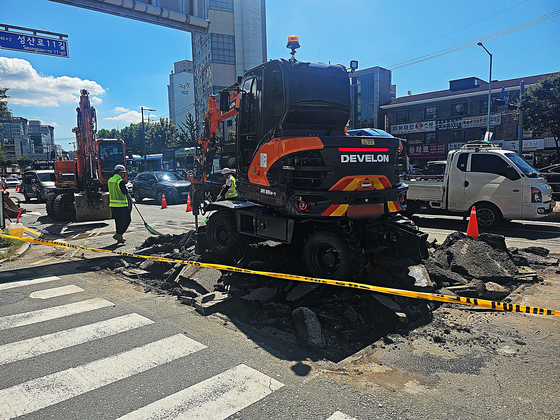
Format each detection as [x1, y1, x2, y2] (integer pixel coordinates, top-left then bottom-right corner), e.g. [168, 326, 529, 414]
[53, 193, 76, 221]
[304, 227, 365, 281]
[206, 210, 246, 262]
[46, 194, 59, 221]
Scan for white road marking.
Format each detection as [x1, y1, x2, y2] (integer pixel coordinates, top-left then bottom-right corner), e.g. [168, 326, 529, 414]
[29, 285, 84, 299]
[0, 298, 114, 331]
[0, 334, 206, 419]
[326, 411, 358, 420]
[0, 313, 154, 365]
[117, 364, 284, 420]
[0, 276, 60, 290]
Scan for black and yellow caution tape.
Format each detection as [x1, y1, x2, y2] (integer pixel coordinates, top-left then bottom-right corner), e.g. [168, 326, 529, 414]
[1, 233, 559, 317]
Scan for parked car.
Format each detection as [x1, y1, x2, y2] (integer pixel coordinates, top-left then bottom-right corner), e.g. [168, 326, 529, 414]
[412, 160, 447, 176]
[539, 164, 560, 198]
[132, 171, 191, 204]
[21, 170, 56, 202]
[4, 175, 21, 189]
[203, 170, 235, 201]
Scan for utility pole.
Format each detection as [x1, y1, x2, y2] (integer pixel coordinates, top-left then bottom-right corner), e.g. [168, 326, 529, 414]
[477, 42, 492, 140]
[141, 106, 156, 172]
[518, 81, 524, 155]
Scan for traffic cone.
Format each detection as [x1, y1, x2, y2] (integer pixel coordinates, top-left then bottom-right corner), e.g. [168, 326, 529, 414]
[186, 194, 192, 212]
[466, 206, 479, 239]
[15, 184, 18, 192]
[161, 193, 168, 209]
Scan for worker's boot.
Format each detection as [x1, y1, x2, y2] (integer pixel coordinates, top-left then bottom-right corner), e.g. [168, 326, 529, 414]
[113, 233, 125, 243]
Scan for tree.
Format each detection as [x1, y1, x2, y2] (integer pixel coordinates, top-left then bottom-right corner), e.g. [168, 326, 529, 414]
[177, 113, 199, 147]
[0, 88, 9, 117]
[17, 155, 34, 170]
[120, 123, 144, 156]
[515, 73, 560, 161]
[146, 118, 177, 154]
[97, 128, 120, 139]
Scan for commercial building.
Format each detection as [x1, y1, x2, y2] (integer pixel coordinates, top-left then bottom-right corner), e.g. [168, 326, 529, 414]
[381, 72, 559, 167]
[167, 59, 195, 127]
[0, 113, 32, 158]
[350, 66, 395, 130]
[191, 0, 267, 125]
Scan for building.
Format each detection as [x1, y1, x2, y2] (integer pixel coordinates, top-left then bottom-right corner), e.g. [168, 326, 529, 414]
[350, 66, 395, 130]
[191, 0, 267, 125]
[0, 113, 32, 158]
[168, 59, 195, 127]
[381, 72, 559, 167]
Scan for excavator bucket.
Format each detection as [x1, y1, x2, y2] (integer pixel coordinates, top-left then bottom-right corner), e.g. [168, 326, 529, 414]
[74, 192, 111, 221]
[2, 191, 26, 219]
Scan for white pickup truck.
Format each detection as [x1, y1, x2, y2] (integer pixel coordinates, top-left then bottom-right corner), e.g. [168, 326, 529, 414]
[404, 141, 555, 227]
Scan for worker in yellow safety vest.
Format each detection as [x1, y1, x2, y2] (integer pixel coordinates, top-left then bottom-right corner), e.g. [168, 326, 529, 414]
[108, 164, 131, 244]
[217, 167, 237, 200]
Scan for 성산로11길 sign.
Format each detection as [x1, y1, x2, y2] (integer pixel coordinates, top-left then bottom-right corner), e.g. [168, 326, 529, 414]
[0, 26, 68, 58]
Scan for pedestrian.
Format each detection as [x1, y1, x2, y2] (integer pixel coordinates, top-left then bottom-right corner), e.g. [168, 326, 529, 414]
[108, 164, 131, 244]
[216, 168, 237, 200]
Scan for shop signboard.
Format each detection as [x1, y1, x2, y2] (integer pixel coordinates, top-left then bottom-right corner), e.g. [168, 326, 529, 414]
[462, 115, 501, 128]
[436, 118, 462, 131]
[409, 144, 446, 159]
[391, 121, 435, 135]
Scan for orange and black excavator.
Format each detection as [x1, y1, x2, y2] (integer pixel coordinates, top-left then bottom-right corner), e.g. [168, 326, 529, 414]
[188, 36, 427, 280]
[47, 90, 126, 221]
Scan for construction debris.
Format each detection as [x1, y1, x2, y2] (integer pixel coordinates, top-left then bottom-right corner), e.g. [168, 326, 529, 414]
[90, 229, 558, 361]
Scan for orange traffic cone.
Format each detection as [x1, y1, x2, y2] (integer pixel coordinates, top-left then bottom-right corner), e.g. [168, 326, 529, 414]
[15, 184, 19, 192]
[161, 193, 168, 209]
[466, 205, 479, 239]
[186, 194, 192, 212]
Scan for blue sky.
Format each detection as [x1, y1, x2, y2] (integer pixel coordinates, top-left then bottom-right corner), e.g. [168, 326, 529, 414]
[1, 0, 559, 151]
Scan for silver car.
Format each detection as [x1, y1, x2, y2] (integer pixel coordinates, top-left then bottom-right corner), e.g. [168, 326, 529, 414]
[21, 170, 56, 202]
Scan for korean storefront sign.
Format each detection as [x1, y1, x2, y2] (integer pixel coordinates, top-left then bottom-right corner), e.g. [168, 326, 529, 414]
[409, 144, 446, 158]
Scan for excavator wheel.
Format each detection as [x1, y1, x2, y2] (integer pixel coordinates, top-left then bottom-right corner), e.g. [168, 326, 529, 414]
[206, 210, 246, 262]
[304, 227, 365, 281]
[46, 194, 59, 221]
[53, 193, 76, 221]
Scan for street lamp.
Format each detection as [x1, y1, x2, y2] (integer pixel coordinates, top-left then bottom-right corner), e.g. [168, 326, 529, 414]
[477, 42, 492, 139]
[141, 106, 156, 172]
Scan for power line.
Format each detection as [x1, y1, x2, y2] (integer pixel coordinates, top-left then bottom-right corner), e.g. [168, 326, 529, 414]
[387, 9, 560, 70]
[0, 0, 48, 31]
[364, 0, 531, 66]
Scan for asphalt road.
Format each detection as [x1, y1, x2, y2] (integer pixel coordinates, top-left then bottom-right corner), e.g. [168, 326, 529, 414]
[1, 191, 560, 419]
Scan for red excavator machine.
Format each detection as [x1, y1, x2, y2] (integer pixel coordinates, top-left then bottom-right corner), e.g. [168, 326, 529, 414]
[47, 89, 126, 221]
[188, 36, 428, 280]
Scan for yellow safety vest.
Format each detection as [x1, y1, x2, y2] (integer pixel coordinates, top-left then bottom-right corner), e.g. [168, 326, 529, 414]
[108, 174, 128, 207]
[225, 175, 237, 199]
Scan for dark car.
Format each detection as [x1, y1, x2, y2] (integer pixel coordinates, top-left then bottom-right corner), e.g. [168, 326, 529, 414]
[412, 160, 447, 176]
[539, 164, 560, 198]
[203, 170, 236, 201]
[132, 171, 191, 204]
[21, 170, 56, 202]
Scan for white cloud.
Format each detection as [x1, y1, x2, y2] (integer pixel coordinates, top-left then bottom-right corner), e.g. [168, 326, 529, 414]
[114, 106, 129, 113]
[0, 57, 105, 107]
[104, 110, 142, 124]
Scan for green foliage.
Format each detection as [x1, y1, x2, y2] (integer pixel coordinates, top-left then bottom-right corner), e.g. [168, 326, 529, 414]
[516, 73, 560, 155]
[145, 118, 177, 154]
[177, 113, 199, 148]
[0, 88, 9, 117]
[97, 128, 120, 139]
[17, 155, 34, 170]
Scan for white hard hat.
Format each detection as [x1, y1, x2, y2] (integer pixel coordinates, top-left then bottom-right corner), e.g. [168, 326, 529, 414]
[221, 168, 231, 175]
[114, 164, 126, 172]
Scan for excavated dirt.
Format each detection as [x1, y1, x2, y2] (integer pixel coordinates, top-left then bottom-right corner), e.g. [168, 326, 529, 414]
[81, 229, 559, 362]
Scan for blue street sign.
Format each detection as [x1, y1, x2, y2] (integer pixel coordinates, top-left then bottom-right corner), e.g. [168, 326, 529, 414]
[0, 29, 68, 58]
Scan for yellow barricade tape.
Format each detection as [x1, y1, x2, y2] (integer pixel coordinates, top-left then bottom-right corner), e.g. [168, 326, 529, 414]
[1, 233, 559, 317]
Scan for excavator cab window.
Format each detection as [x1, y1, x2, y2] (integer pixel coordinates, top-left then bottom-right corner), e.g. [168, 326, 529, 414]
[238, 76, 260, 178]
[98, 141, 126, 183]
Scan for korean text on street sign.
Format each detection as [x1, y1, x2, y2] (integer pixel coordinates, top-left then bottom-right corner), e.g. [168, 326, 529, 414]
[0, 29, 68, 58]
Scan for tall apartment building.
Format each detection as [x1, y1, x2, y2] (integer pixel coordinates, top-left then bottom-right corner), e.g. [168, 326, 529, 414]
[28, 120, 56, 159]
[168, 59, 195, 127]
[191, 0, 267, 125]
[350, 66, 395, 130]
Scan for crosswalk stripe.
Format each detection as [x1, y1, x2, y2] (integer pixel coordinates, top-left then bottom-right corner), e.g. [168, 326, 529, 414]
[0, 313, 154, 366]
[0, 276, 60, 290]
[116, 364, 284, 420]
[0, 298, 115, 331]
[29, 285, 84, 299]
[326, 411, 358, 420]
[0, 334, 206, 419]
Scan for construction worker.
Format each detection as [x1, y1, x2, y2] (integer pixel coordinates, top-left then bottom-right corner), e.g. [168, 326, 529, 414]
[217, 168, 237, 200]
[108, 164, 131, 244]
